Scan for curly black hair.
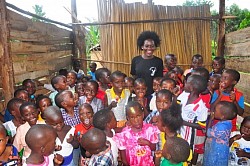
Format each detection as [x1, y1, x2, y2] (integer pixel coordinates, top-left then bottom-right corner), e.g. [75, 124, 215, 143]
[137, 31, 160, 50]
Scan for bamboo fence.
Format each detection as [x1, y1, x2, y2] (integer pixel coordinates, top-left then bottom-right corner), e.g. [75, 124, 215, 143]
[97, 0, 212, 76]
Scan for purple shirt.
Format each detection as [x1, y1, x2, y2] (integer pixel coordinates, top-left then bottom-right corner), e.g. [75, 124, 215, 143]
[61, 107, 81, 127]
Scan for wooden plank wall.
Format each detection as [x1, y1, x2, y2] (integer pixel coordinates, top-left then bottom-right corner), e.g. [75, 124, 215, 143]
[0, 9, 73, 112]
[225, 27, 250, 116]
[97, 0, 212, 76]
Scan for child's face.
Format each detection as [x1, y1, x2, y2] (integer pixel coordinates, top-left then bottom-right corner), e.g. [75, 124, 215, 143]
[165, 56, 177, 69]
[89, 63, 96, 72]
[55, 77, 67, 91]
[111, 76, 125, 94]
[62, 92, 76, 108]
[156, 94, 172, 112]
[24, 81, 36, 95]
[169, 73, 178, 82]
[21, 106, 38, 126]
[240, 120, 250, 141]
[153, 80, 161, 93]
[66, 73, 77, 87]
[84, 82, 97, 102]
[124, 80, 134, 94]
[191, 57, 203, 69]
[212, 60, 224, 73]
[16, 91, 29, 102]
[127, 106, 144, 131]
[101, 71, 111, 84]
[46, 116, 65, 132]
[208, 76, 220, 91]
[0, 130, 8, 156]
[79, 106, 93, 126]
[161, 81, 175, 92]
[134, 83, 147, 98]
[220, 72, 235, 90]
[108, 112, 117, 129]
[38, 98, 52, 113]
[75, 83, 85, 97]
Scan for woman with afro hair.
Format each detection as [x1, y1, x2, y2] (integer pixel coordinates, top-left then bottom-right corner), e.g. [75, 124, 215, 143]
[130, 31, 163, 97]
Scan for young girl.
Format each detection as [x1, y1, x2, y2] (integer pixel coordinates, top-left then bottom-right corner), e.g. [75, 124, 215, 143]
[36, 95, 52, 122]
[79, 80, 103, 113]
[203, 101, 237, 166]
[0, 124, 20, 165]
[229, 116, 250, 165]
[114, 101, 159, 166]
[44, 106, 78, 166]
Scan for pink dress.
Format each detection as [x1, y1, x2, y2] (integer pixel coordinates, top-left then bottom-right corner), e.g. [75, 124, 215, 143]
[114, 123, 159, 166]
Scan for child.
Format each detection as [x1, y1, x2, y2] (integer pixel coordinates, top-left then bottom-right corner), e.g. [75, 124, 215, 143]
[114, 101, 159, 166]
[160, 137, 190, 166]
[74, 103, 94, 165]
[49, 75, 68, 106]
[55, 90, 81, 127]
[145, 89, 173, 124]
[106, 71, 130, 127]
[44, 106, 79, 166]
[79, 80, 104, 113]
[0, 124, 21, 165]
[35, 95, 52, 122]
[207, 74, 221, 95]
[95, 68, 111, 104]
[149, 77, 163, 112]
[22, 79, 36, 103]
[81, 128, 114, 166]
[66, 71, 77, 93]
[93, 109, 119, 166]
[211, 69, 244, 131]
[13, 102, 41, 162]
[163, 54, 177, 76]
[124, 76, 135, 95]
[75, 82, 85, 97]
[183, 54, 203, 76]
[203, 101, 237, 166]
[72, 60, 85, 79]
[24, 124, 63, 166]
[210, 56, 225, 76]
[88, 62, 97, 80]
[160, 77, 180, 96]
[229, 116, 250, 165]
[3, 98, 25, 139]
[131, 78, 149, 118]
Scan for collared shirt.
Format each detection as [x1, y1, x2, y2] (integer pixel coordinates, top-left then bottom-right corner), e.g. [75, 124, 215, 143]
[88, 144, 114, 166]
[61, 107, 81, 127]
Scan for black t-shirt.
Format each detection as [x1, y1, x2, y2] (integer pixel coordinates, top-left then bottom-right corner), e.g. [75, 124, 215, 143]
[130, 55, 163, 96]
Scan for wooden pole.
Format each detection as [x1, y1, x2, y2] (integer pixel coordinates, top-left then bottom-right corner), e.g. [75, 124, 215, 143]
[71, 0, 87, 74]
[0, 0, 15, 105]
[217, 0, 225, 56]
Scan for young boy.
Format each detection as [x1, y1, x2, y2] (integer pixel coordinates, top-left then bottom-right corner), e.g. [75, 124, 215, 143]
[210, 56, 225, 76]
[106, 71, 130, 127]
[160, 137, 190, 166]
[66, 71, 77, 93]
[88, 62, 97, 80]
[163, 54, 177, 76]
[211, 69, 244, 131]
[93, 109, 118, 166]
[55, 90, 81, 127]
[149, 77, 163, 112]
[208, 74, 221, 95]
[49, 75, 68, 106]
[22, 79, 36, 103]
[177, 75, 208, 150]
[24, 124, 63, 166]
[72, 60, 85, 79]
[81, 128, 114, 166]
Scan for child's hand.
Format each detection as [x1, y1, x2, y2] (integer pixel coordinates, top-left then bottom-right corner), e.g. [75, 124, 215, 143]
[236, 148, 248, 157]
[154, 150, 162, 158]
[151, 116, 158, 124]
[55, 145, 62, 151]
[232, 134, 242, 141]
[110, 101, 118, 108]
[53, 153, 64, 165]
[229, 91, 236, 102]
[66, 134, 74, 144]
[137, 138, 150, 146]
[173, 86, 181, 96]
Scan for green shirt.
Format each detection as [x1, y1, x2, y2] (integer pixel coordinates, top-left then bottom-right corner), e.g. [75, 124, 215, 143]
[161, 158, 183, 166]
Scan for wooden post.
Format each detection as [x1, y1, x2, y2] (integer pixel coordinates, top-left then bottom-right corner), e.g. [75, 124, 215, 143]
[0, 0, 15, 105]
[71, 0, 87, 74]
[217, 0, 225, 56]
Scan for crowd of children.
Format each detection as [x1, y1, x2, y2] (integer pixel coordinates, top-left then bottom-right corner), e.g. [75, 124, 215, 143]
[0, 49, 249, 166]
